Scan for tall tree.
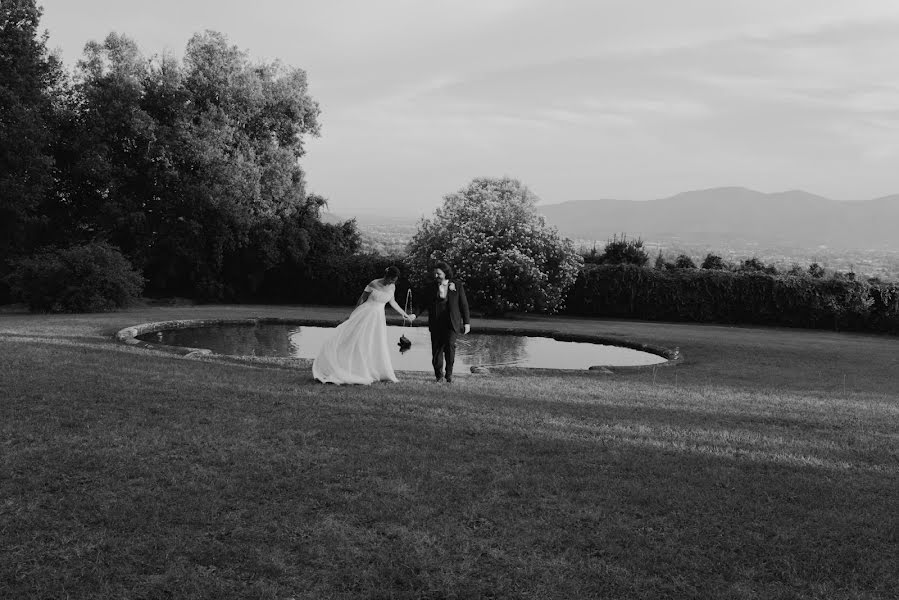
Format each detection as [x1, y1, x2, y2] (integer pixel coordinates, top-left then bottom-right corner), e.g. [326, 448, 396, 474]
[162, 31, 323, 296]
[58, 30, 325, 298]
[0, 0, 62, 265]
[54, 33, 155, 258]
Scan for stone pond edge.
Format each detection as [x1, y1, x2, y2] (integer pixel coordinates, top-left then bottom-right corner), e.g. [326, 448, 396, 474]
[114, 317, 683, 375]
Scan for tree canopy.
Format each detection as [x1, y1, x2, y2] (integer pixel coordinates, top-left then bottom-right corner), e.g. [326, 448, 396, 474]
[0, 0, 63, 266]
[407, 177, 583, 315]
[49, 29, 334, 298]
[701, 253, 727, 270]
[1, 6, 362, 305]
[592, 234, 649, 266]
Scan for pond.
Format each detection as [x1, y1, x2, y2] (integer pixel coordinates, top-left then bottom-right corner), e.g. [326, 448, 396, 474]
[139, 323, 668, 371]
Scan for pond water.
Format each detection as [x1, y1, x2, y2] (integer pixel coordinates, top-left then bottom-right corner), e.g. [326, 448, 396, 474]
[140, 323, 667, 371]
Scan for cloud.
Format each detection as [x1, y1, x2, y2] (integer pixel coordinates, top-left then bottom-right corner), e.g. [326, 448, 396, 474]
[37, 0, 899, 210]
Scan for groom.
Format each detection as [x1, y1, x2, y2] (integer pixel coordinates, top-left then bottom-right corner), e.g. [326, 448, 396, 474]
[417, 261, 470, 383]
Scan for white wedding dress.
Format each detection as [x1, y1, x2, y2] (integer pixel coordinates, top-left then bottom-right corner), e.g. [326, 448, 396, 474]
[312, 283, 399, 385]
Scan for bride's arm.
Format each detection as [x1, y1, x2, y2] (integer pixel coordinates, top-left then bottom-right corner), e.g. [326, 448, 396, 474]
[387, 296, 414, 321]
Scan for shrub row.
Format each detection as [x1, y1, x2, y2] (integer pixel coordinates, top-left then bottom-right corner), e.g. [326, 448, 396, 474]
[292, 254, 412, 307]
[565, 264, 899, 333]
[6, 247, 414, 314]
[302, 258, 899, 335]
[10, 246, 899, 335]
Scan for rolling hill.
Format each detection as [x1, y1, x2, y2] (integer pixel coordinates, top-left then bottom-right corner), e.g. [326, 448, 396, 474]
[534, 187, 899, 250]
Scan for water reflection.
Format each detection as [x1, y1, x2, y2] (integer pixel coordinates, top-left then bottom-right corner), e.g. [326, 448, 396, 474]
[141, 324, 667, 370]
[456, 333, 527, 367]
[148, 324, 294, 357]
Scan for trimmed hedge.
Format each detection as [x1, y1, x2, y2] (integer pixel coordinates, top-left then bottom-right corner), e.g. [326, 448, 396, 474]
[293, 253, 412, 307]
[565, 264, 899, 333]
[291, 258, 899, 334]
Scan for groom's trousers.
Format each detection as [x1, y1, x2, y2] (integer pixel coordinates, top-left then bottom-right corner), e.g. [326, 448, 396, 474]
[430, 329, 457, 380]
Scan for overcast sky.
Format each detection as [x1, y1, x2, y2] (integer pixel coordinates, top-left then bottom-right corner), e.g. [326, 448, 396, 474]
[38, 0, 899, 216]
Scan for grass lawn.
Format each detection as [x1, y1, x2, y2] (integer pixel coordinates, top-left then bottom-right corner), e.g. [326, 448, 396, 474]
[1, 304, 897, 599]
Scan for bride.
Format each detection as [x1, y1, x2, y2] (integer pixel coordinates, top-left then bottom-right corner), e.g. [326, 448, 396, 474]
[312, 266, 416, 385]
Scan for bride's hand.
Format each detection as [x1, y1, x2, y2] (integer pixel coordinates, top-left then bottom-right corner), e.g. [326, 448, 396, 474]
[407, 313, 416, 321]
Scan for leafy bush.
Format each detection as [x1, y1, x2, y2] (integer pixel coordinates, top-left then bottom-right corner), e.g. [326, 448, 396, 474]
[701, 253, 727, 270]
[808, 263, 825, 278]
[594, 233, 649, 266]
[674, 254, 697, 269]
[738, 257, 778, 275]
[407, 177, 583, 315]
[8, 242, 144, 312]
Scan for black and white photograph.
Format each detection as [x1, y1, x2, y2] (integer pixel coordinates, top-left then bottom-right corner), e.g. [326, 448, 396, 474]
[2, 1, 897, 598]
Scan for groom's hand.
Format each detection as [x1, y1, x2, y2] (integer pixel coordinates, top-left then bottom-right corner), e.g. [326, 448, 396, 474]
[463, 324, 470, 334]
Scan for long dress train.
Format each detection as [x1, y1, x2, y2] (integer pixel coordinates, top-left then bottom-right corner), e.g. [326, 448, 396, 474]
[312, 284, 398, 384]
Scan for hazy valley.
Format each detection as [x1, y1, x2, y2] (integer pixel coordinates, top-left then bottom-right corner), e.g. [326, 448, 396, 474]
[328, 187, 899, 280]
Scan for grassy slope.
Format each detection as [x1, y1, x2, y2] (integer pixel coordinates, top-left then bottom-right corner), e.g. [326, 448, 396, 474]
[1, 305, 897, 599]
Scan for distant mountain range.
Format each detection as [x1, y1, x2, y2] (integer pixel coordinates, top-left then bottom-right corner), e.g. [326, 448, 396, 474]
[535, 187, 899, 250]
[325, 187, 899, 250]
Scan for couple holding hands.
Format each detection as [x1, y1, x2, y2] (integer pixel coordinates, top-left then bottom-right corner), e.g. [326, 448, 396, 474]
[312, 261, 470, 385]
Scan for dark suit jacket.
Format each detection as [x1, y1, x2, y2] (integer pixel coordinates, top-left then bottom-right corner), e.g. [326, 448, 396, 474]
[417, 280, 471, 333]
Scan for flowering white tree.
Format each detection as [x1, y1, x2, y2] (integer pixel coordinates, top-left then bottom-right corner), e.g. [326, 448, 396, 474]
[407, 177, 583, 315]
